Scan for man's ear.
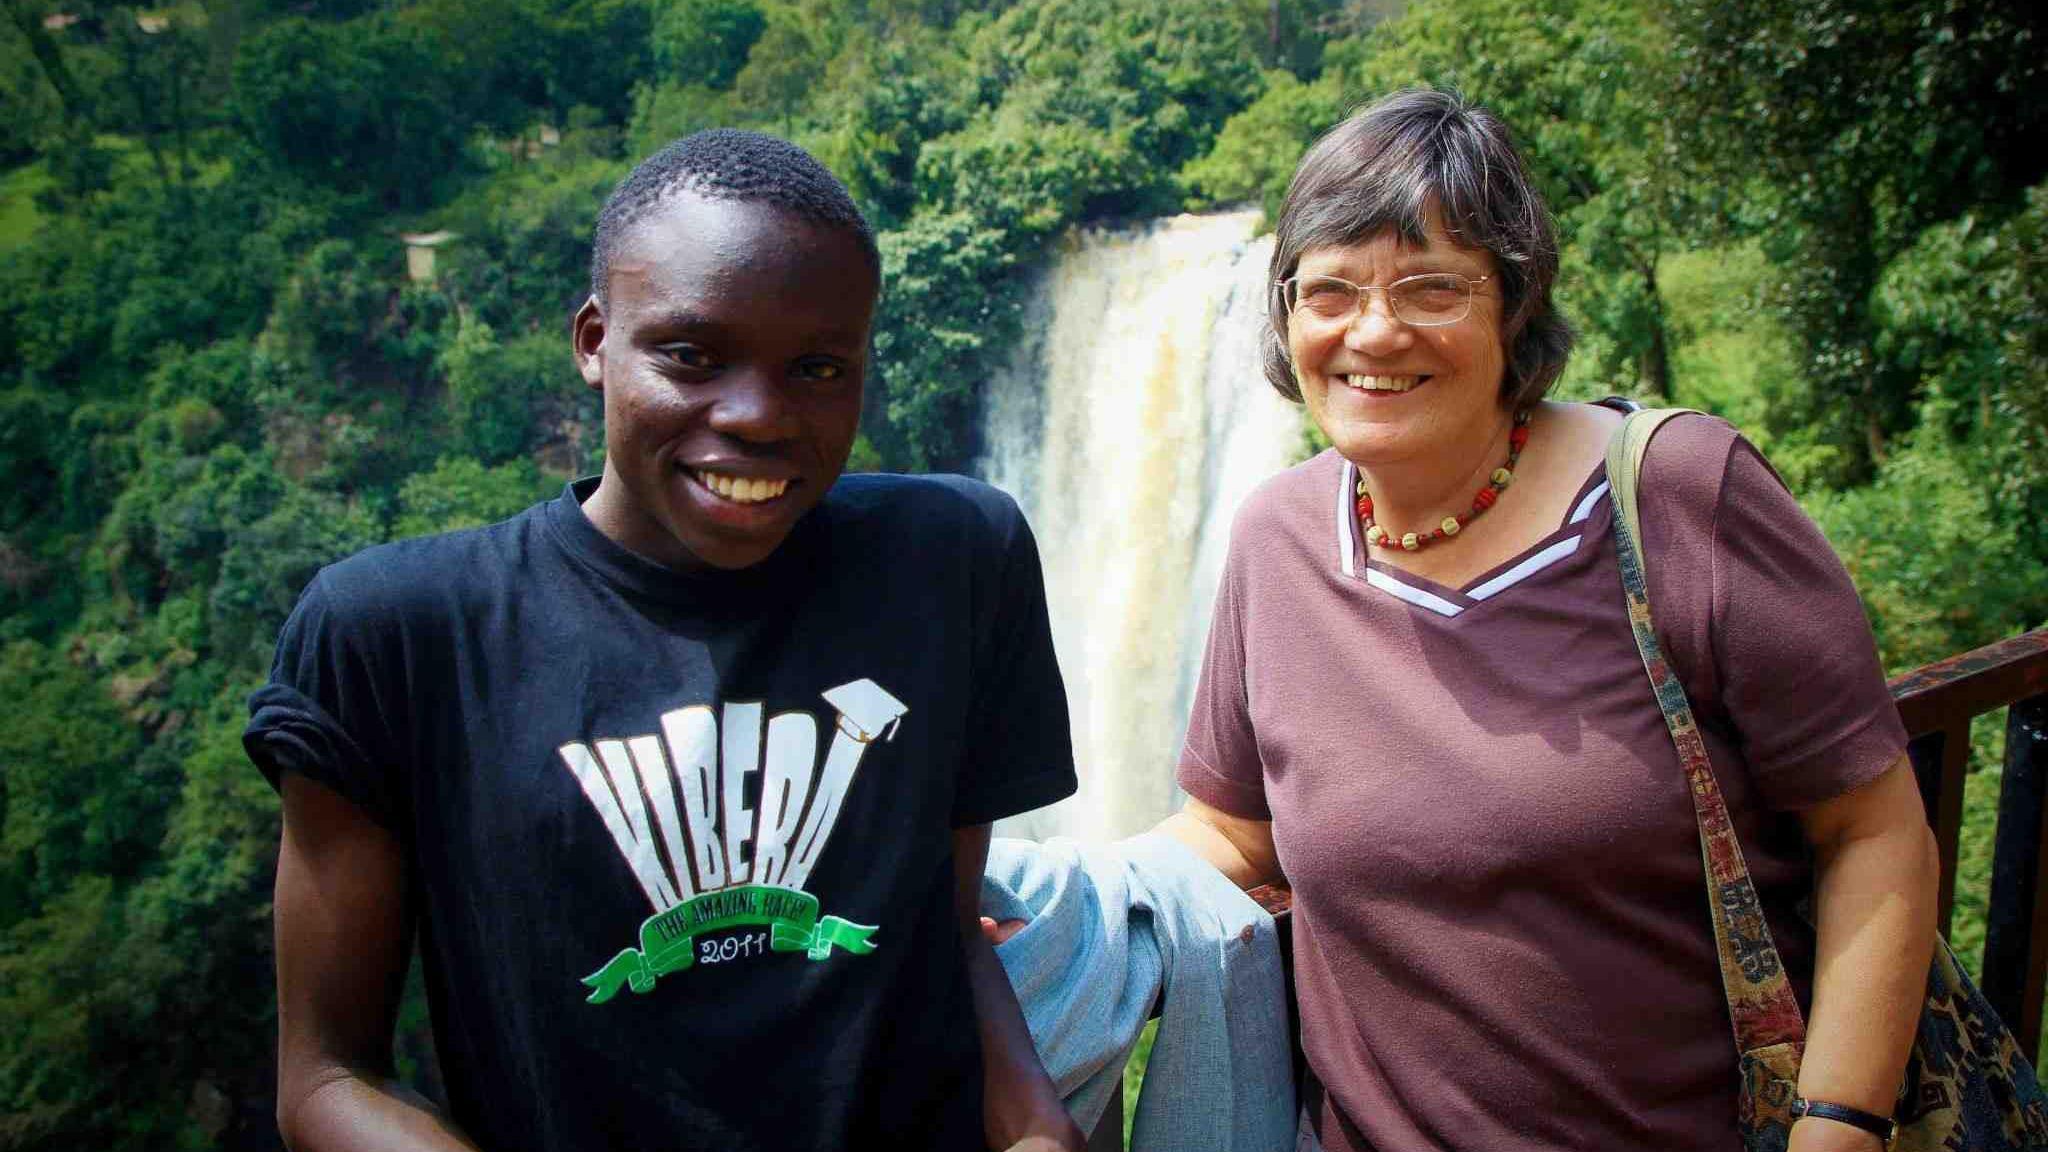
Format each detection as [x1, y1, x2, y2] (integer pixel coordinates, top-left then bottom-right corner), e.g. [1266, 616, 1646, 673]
[572, 295, 605, 390]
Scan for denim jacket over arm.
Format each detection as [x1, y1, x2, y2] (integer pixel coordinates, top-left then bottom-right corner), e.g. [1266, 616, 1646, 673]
[982, 832, 1296, 1152]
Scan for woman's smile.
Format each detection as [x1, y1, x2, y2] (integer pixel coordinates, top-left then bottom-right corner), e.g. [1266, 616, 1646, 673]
[1337, 373, 1430, 394]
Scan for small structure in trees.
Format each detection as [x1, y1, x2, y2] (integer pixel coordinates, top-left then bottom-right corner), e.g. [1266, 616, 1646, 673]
[400, 231, 458, 283]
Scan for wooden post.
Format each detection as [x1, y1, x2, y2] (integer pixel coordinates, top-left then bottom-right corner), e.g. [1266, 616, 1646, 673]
[1906, 727, 1968, 934]
[1982, 693, 2048, 1056]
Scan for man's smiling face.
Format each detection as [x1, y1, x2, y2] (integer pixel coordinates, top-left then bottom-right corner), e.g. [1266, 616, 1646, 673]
[574, 192, 878, 573]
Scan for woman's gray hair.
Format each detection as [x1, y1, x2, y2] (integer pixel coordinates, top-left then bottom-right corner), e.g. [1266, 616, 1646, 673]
[1262, 88, 1573, 409]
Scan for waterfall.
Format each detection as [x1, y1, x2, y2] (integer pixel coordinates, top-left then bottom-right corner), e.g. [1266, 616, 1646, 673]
[978, 209, 1307, 843]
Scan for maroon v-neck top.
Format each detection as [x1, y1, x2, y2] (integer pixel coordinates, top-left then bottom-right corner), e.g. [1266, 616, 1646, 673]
[1178, 410, 1907, 1151]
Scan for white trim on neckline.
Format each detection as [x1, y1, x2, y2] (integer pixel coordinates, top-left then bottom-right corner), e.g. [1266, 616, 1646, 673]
[1333, 463, 1616, 617]
[1363, 568, 1465, 617]
[1571, 480, 1611, 525]
[1467, 534, 1584, 601]
[1336, 461, 1359, 578]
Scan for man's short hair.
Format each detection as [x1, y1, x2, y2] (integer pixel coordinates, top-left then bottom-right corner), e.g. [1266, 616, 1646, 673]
[589, 129, 880, 301]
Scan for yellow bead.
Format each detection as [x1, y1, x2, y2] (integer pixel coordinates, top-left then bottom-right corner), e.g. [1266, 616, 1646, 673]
[1441, 517, 1460, 536]
[1492, 468, 1513, 487]
[1401, 532, 1420, 551]
[1366, 525, 1386, 546]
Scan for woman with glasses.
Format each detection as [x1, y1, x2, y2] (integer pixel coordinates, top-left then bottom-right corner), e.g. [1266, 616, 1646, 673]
[1157, 89, 1938, 1151]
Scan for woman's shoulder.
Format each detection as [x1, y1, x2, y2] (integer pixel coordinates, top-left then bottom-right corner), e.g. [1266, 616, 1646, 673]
[1637, 406, 1745, 486]
[1624, 406, 1809, 552]
[1231, 449, 1348, 545]
[1242, 448, 1346, 515]
[1572, 396, 1744, 479]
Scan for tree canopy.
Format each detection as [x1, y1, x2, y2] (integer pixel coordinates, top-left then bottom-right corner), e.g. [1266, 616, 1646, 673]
[1, 0, 2043, 1143]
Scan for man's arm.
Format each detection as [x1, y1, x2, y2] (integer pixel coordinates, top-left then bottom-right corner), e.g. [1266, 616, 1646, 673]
[953, 824, 1086, 1152]
[274, 773, 480, 1151]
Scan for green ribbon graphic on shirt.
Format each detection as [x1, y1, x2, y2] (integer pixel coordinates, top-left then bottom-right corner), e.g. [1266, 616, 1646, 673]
[581, 884, 879, 1004]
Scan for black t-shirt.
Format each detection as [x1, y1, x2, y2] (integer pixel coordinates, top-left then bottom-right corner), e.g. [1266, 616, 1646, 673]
[245, 473, 1077, 1152]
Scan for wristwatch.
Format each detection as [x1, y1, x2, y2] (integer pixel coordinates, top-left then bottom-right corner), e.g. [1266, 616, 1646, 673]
[1791, 1096, 1897, 1146]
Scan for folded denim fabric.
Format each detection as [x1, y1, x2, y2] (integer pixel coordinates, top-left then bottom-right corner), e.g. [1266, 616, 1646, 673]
[982, 831, 1295, 1152]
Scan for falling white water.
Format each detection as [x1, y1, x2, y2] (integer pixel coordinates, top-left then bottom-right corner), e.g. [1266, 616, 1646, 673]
[978, 209, 1306, 843]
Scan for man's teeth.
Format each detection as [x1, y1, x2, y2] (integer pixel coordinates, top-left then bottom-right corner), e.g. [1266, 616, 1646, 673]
[1343, 374, 1425, 392]
[695, 471, 791, 504]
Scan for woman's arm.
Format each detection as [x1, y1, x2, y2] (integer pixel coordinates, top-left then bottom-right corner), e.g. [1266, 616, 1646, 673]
[1789, 755, 1940, 1152]
[274, 773, 480, 1152]
[955, 824, 1087, 1152]
[1155, 797, 1283, 891]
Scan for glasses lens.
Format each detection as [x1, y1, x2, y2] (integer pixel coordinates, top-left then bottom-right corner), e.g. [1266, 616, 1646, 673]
[1293, 276, 1359, 320]
[1390, 275, 1470, 325]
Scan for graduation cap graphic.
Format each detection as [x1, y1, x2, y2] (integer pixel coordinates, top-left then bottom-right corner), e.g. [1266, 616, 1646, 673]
[821, 679, 909, 745]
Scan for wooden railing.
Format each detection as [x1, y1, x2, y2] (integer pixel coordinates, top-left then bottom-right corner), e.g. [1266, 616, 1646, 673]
[1086, 628, 2048, 1150]
[1892, 628, 2048, 1055]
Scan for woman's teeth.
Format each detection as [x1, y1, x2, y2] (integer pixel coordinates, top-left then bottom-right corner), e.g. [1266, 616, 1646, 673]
[695, 470, 791, 504]
[1343, 374, 1425, 392]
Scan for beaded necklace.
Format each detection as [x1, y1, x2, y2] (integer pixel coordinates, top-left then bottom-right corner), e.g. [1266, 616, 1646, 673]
[1357, 409, 1532, 553]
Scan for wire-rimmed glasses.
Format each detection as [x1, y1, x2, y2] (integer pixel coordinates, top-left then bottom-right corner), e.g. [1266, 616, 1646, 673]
[1277, 272, 1491, 328]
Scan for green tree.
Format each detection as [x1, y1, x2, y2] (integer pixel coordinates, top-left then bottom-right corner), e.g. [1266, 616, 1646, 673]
[438, 318, 569, 465]
[1180, 68, 1343, 217]
[865, 0, 1267, 468]
[732, 1, 830, 132]
[230, 14, 472, 211]
[650, 0, 763, 88]
[800, 26, 972, 227]
[209, 485, 379, 665]
[93, 3, 213, 194]
[869, 210, 1022, 468]
[1863, 184, 2048, 631]
[263, 239, 389, 377]
[393, 455, 553, 538]
[438, 149, 619, 331]
[1664, 0, 2048, 473]
[1808, 413, 2045, 672]
[0, 640, 152, 917]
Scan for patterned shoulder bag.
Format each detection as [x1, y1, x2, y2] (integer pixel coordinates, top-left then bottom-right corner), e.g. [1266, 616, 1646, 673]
[1606, 407, 2048, 1151]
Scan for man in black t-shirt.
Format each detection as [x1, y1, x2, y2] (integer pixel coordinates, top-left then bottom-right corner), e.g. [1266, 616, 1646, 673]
[245, 131, 1083, 1152]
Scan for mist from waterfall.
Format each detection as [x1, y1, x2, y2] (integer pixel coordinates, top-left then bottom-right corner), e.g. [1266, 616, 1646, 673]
[978, 209, 1307, 843]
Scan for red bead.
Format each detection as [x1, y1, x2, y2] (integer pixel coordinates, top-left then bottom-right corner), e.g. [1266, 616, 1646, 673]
[1473, 488, 1497, 511]
[1510, 426, 1530, 449]
[1431, 528, 1445, 538]
[1358, 495, 1373, 518]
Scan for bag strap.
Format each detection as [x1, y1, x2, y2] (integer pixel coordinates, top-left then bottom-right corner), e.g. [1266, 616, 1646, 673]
[1606, 407, 1808, 1055]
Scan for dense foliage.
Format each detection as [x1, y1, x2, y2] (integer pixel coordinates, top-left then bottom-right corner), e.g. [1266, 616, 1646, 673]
[1, 0, 2043, 1144]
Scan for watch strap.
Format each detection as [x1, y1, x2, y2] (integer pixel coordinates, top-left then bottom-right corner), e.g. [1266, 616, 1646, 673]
[1793, 1096, 1897, 1143]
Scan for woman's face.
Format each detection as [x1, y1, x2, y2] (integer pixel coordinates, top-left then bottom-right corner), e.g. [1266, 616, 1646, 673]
[1287, 212, 1509, 471]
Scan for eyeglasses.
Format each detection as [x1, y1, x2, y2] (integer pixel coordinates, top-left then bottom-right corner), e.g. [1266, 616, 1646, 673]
[1277, 272, 1492, 328]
